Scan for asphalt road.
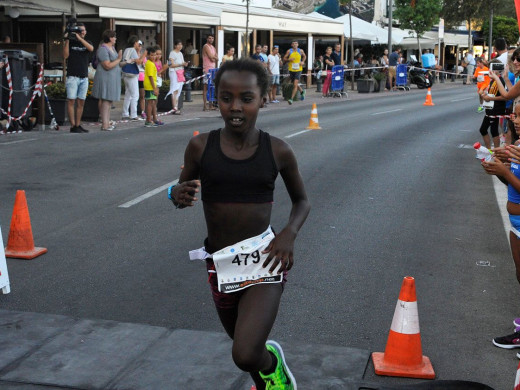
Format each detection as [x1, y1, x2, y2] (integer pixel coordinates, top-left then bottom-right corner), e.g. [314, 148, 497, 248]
[0, 87, 516, 389]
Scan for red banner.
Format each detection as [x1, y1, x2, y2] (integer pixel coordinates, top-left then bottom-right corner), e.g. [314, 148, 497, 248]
[516, 0, 520, 35]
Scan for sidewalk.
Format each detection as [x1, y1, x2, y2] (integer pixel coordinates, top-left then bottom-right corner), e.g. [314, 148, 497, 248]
[0, 309, 370, 389]
[44, 78, 467, 134]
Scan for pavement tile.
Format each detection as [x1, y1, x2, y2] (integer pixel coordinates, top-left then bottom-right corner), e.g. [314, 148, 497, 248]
[111, 329, 247, 390]
[0, 310, 76, 372]
[1, 317, 167, 390]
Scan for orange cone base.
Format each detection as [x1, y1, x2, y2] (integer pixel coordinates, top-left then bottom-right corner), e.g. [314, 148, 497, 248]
[372, 352, 435, 379]
[306, 124, 321, 130]
[5, 246, 47, 260]
[423, 102, 435, 106]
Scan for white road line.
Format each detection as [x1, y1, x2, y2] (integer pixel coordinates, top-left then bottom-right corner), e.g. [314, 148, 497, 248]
[458, 144, 474, 149]
[0, 138, 37, 145]
[119, 179, 179, 208]
[371, 109, 402, 116]
[451, 97, 473, 102]
[492, 176, 510, 240]
[177, 118, 200, 122]
[285, 130, 310, 138]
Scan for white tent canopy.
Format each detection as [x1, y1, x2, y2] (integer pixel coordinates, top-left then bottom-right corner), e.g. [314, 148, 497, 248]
[308, 12, 391, 43]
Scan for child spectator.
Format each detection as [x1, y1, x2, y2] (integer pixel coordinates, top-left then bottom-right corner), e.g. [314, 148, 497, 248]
[143, 47, 160, 127]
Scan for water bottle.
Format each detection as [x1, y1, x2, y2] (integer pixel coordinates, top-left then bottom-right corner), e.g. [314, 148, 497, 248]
[473, 142, 494, 162]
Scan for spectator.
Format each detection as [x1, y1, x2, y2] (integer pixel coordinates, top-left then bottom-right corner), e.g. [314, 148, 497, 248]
[478, 59, 507, 148]
[283, 39, 306, 105]
[481, 50, 488, 59]
[184, 39, 194, 63]
[380, 48, 390, 89]
[221, 45, 235, 65]
[3, 36, 11, 43]
[154, 45, 168, 87]
[202, 34, 218, 111]
[143, 46, 160, 127]
[480, 106, 520, 351]
[313, 54, 324, 92]
[121, 35, 145, 121]
[63, 22, 93, 133]
[388, 47, 400, 91]
[91, 29, 122, 131]
[261, 44, 269, 63]
[136, 40, 147, 119]
[321, 46, 334, 97]
[495, 38, 508, 65]
[331, 43, 342, 66]
[463, 49, 476, 85]
[168, 39, 188, 115]
[267, 45, 281, 103]
[251, 44, 264, 63]
[473, 57, 490, 113]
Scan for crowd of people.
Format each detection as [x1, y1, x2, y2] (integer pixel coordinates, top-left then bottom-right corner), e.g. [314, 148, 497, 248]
[469, 38, 520, 359]
[63, 28, 194, 132]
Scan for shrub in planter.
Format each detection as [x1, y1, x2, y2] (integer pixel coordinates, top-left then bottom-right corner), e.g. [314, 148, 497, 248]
[44, 81, 99, 123]
[373, 72, 387, 92]
[356, 77, 375, 93]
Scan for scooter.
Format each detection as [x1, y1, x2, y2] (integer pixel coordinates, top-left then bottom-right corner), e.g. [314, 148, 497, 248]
[408, 61, 432, 89]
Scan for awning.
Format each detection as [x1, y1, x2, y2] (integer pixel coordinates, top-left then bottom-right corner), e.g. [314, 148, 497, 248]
[334, 14, 391, 43]
[0, 0, 67, 12]
[384, 28, 436, 48]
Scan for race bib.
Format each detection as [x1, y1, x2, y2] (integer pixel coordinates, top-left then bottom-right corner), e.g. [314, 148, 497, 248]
[291, 62, 300, 70]
[212, 227, 282, 293]
[477, 75, 484, 82]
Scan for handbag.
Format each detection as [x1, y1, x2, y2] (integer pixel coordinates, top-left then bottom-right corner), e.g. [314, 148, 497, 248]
[176, 69, 186, 82]
[122, 62, 139, 75]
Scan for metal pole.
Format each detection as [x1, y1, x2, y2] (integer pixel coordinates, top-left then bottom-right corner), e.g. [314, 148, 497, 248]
[388, 0, 393, 55]
[349, 0, 354, 90]
[167, 0, 173, 54]
[488, 5, 493, 62]
[71, 0, 76, 19]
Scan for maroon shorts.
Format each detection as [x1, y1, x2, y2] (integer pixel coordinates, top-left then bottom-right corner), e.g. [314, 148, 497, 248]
[206, 259, 288, 310]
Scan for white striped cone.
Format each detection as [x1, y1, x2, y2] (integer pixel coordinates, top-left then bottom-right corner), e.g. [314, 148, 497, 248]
[514, 360, 520, 389]
[306, 103, 321, 130]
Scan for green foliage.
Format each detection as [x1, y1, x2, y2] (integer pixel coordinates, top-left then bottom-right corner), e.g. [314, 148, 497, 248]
[441, 0, 485, 28]
[481, 15, 519, 48]
[160, 79, 170, 93]
[44, 82, 66, 99]
[373, 71, 386, 81]
[394, 0, 442, 37]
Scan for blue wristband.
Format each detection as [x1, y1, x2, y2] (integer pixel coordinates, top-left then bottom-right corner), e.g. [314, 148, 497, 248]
[167, 184, 176, 200]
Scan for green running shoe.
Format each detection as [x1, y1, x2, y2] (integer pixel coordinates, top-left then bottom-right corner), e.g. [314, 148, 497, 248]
[260, 340, 297, 389]
[477, 106, 484, 113]
[288, 99, 293, 105]
[300, 89, 306, 101]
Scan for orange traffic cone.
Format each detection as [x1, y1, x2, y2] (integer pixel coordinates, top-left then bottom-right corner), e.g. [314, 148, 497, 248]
[5, 190, 47, 260]
[515, 360, 520, 390]
[193, 130, 200, 137]
[372, 276, 435, 379]
[423, 88, 434, 106]
[306, 103, 321, 130]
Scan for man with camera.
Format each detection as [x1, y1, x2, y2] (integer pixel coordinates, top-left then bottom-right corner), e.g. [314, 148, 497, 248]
[63, 23, 93, 133]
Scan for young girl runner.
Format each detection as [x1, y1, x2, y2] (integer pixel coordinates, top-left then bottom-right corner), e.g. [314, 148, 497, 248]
[481, 104, 520, 353]
[168, 58, 310, 389]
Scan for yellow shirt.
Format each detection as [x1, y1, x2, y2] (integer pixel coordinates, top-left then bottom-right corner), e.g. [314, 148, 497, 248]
[288, 49, 302, 72]
[144, 60, 157, 91]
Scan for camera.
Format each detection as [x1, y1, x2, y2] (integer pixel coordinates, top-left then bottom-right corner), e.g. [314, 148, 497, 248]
[64, 18, 82, 40]
[490, 63, 505, 72]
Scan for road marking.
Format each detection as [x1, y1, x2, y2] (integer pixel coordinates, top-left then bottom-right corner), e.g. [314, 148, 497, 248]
[458, 144, 475, 149]
[370, 109, 402, 116]
[451, 97, 473, 102]
[285, 130, 310, 138]
[458, 130, 472, 132]
[177, 118, 200, 122]
[119, 179, 179, 208]
[493, 175, 510, 240]
[0, 138, 37, 145]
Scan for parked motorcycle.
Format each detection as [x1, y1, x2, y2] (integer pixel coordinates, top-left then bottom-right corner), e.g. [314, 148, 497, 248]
[408, 61, 433, 89]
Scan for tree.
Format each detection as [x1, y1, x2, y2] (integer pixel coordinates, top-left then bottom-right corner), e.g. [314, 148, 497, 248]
[481, 15, 519, 48]
[394, 0, 442, 55]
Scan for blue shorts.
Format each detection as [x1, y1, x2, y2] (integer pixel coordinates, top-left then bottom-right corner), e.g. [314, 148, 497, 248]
[66, 76, 88, 100]
[510, 214, 520, 239]
[271, 75, 280, 85]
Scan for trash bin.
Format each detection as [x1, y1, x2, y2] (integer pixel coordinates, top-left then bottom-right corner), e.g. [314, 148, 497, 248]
[1, 50, 38, 117]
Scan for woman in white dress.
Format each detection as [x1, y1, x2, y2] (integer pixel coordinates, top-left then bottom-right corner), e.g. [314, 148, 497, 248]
[168, 39, 189, 114]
